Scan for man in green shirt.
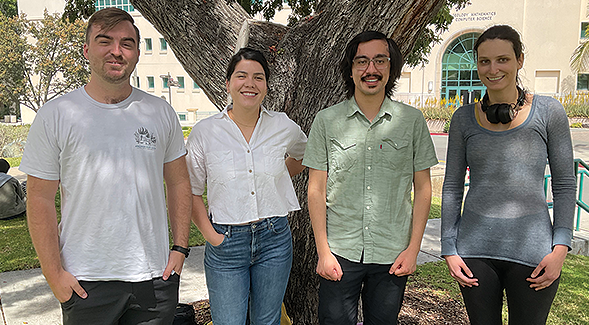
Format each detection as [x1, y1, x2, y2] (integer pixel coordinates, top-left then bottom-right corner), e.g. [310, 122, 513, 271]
[303, 31, 438, 325]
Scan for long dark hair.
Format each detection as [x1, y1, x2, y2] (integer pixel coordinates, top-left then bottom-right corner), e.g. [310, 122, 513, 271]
[340, 31, 403, 99]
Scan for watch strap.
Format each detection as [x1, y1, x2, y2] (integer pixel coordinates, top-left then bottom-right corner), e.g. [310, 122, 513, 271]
[171, 245, 190, 258]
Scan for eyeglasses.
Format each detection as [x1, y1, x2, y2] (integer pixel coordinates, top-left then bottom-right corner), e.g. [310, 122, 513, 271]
[353, 57, 390, 70]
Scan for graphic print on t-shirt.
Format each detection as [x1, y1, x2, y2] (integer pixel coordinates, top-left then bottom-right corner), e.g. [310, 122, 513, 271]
[134, 127, 157, 150]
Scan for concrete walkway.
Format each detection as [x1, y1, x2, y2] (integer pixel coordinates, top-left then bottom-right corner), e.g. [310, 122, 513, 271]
[0, 246, 209, 325]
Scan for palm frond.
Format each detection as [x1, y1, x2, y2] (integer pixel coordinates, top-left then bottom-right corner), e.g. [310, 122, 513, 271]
[571, 40, 589, 73]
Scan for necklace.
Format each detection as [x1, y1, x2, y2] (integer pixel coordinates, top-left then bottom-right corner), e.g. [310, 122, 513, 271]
[228, 110, 257, 128]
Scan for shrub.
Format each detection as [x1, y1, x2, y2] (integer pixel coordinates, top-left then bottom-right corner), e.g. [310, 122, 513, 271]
[0, 124, 30, 157]
[406, 96, 462, 122]
[570, 122, 583, 128]
[443, 120, 451, 133]
[556, 92, 589, 118]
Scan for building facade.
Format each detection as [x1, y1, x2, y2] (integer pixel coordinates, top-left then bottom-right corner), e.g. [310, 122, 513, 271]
[16, 0, 589, 122]
[394, 0, 588, 106]
[18, 0, 219, 126]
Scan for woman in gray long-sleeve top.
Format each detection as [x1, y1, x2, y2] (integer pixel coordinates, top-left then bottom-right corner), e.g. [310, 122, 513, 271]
[441, 25, 577, 325]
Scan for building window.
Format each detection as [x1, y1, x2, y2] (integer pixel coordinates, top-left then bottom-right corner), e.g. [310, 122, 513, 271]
[177, 76, 185, 89]
[535, 70, 560, 94]
[147, 76, 154, 89]
[582, 22, 589, 39]
[95, 0, 135, 12]
[160, 38, 167, 51]
[163, 77, 169, 89]
[578, 74, 589, 91]
[441, 32, 485, 102]
[134, 76, 140, 88]
[193, 81, 200, 89]
[145, 38, 152, 52]
[178, 113, 187, 121]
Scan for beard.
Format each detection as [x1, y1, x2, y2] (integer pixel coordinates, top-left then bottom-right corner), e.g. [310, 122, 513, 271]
[90, 56, 135, 84]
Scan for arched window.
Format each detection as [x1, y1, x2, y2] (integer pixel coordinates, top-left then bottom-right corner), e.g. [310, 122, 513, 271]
[96, 0, 135, 12]
[441, 32, 485, 102]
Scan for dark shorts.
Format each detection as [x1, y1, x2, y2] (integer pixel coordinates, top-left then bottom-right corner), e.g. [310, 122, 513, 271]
[61, 274, 179, 325]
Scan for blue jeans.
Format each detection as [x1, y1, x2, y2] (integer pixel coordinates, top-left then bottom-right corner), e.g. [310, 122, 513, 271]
[204, 216, 293, 325]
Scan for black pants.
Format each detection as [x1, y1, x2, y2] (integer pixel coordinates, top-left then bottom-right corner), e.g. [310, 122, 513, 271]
[460, 258, 560, 325]
[61, 274, 180, 325]
[318, 254, 407, 325]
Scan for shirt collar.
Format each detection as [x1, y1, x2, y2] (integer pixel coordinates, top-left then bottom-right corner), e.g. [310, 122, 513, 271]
[345, 97, 394, 120]
[218, 105, 273, 119]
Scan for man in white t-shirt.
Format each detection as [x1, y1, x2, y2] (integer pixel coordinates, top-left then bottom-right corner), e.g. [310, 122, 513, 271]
[20, 8, 192, 324]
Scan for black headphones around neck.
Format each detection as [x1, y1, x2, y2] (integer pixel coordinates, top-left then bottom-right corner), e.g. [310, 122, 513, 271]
[480, 86, 526, 124]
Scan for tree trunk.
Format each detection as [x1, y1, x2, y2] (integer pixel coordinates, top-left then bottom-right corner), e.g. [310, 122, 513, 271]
[130, 1, 444, 323]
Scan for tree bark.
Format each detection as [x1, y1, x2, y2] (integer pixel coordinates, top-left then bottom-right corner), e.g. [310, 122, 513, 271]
[130, 0, 444, 323]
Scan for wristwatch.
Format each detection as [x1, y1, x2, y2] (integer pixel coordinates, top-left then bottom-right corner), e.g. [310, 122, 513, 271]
[171, 245, 190, 258]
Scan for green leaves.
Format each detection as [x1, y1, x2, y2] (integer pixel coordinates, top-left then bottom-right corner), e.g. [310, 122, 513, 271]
[0, 11, 89, 112]
[62, 0, 96, 23]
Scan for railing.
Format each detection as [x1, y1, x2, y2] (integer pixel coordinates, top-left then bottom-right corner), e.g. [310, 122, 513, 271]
[544, 158, 589, 232]
[574, 158, 589, 231]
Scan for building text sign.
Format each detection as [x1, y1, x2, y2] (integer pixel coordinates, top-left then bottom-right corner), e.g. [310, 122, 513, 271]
[453, 11, 496, 22]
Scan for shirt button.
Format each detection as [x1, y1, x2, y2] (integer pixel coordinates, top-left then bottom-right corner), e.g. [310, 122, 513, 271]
[249, 169, 252, 173]
[251, 191, 255, 195]
[366, 206, 370, 210]
[367, 186, 371, 190]
[365, 227, 369, 230]
[247, 150, 250, 153]
[367, 147, 371, 150]
[367, 166, 371, 170]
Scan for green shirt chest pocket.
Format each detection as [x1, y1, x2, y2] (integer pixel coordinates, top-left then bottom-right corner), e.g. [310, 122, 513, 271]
[380, 138, 410, 169]
[329, 138, 357, 172]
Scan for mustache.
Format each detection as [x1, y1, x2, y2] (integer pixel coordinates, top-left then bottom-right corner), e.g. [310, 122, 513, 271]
[361, 74, 382, 82]
[106, 54, 126, 64]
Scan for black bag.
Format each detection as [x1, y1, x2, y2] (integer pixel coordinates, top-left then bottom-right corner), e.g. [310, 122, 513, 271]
[173, 303, 197, 325]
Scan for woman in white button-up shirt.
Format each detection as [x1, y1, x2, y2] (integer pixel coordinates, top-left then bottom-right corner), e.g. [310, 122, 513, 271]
[186, 47, 307, 325]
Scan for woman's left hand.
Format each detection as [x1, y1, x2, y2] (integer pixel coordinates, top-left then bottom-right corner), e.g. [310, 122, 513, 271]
[526, 245, 568, 291]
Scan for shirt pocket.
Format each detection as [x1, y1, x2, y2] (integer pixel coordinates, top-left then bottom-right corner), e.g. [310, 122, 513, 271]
[263, 146, 287, 177]
[205, 150, 236, 184]
[329, 138, 357, 172]
[380, 137, 410, 169]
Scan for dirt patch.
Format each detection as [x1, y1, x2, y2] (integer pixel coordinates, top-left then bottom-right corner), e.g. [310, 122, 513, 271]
[187, 283, 469, 325]
[399, 282, 469, 325]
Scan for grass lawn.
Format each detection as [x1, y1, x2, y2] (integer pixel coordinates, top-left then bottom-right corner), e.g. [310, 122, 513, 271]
[0, 190, 206, 273]
[4, 156, 21, 167]
[429, 196, 441, 219]
[2, 190, 441, 273]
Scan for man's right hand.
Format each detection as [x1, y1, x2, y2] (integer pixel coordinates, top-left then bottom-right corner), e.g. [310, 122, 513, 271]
[316, 252, 343, 281]
[46, 269, 87, 303]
